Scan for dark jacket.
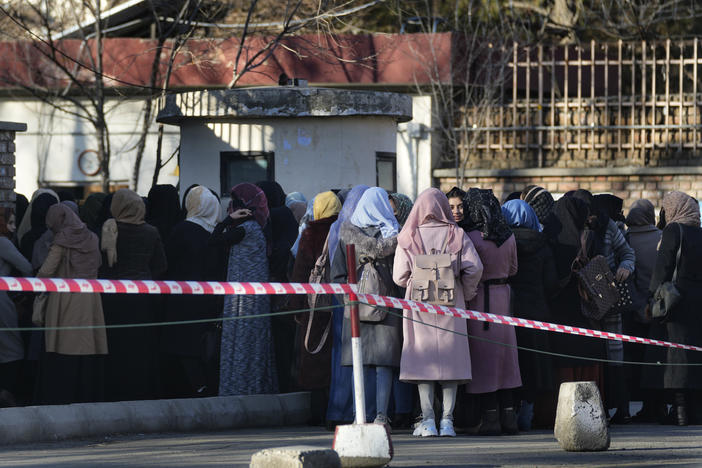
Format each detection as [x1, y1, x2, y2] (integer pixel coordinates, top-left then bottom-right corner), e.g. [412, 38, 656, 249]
[332, 221, 401, 368]
[290, 215, 337, 389]
[650, 222, 702, 389]
[625, 225, 662, 314]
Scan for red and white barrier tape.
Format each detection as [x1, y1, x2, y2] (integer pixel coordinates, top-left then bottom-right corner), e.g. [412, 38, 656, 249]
[0, 276, 698, 353]
[0, 276, 353, 296]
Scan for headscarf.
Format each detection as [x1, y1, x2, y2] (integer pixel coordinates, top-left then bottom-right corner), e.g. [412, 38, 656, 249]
[146, 184, 183, 242]
[571, 189, 595, 207]
[14, 193, 28, 229]
[230, 183, 269, 229]
[0, 207, 14, 238]
[349, 187, 400, 239]
[328, 185, 370, 265]
[256, 181, 287, 209]
[501, 199, 542, 232]
[462, 188, 513, 247]
[20, 192, 59, 259]
[625, 199, 656, 227]
[17, 188, 59, 244]
[185, 186, 220, 234]
[521, 185, 555, 224]
[289, 201, 307, 224]
[101, 189, 146, 268]
[291, 197, 316, 257]
[313, 191, 342, 220]
[46, 203, 100, 275]
[551, 196, 589, 279]
[285, 192, 307, 208]
[390, 192, 413, 227]
[62, 200, 79, 216]
[662, 191, 700, 227]
[80, 192, 107, 234]
[397, 187, 465, 255]
[594, 194, 624, 223]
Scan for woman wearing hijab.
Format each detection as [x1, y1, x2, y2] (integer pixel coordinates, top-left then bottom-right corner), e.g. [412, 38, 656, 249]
[326, 185, 378, 427]
[214, 183, 278, 396]
[145, 184, 183, 243]
[19, 192, 59, 264]
[35, 204, 107, 404]
[256, 181, 300, 393]
[394, 188, 483, 437]
[80, 192, 108, 234]
[331, 187, 401, 427]
[100, 189, 167, 402]
[159, 186, 223, 398]
[14, 193, 28, 235]
[548, 196, 607, 402]
[289, 191, 341, 423]
[17, 188, 59, 249]
[389, 193, 413, 227]
[0, 208, 31, 406]
[461, 188, 520, 435]
[650, 191, 702, 426]
[574, 190, 636, 422]
[501, 200, 558, 430]
[624, 199, 666, 423]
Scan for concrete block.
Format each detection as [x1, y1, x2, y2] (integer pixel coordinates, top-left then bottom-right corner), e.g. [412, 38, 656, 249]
[242, 394, 284, 427]
[333, 424, 393, 468]
[250, 446, 341, 468]
[554, 381, 610, 452]
[279, 393, 311, 426]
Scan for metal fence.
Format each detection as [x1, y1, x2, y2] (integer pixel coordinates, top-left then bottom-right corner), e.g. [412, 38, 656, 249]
[457, 39, 702, 169]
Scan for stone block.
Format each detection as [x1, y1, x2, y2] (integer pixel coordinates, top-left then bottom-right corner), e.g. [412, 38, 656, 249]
[250, 446, 341, 468]
[0, 153, 15, 165]
[0, 177, 14, 190]
[554, 381, 610, 452]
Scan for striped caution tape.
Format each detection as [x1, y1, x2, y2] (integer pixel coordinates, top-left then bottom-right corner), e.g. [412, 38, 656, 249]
[0, 276, 699, 353]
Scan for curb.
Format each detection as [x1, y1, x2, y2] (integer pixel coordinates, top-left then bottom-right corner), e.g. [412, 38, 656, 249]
[0, 392, 310, 445]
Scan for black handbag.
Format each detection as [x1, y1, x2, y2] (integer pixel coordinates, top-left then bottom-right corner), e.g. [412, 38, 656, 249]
[572, 232, 621, 321]
[651, 224, 683, 322]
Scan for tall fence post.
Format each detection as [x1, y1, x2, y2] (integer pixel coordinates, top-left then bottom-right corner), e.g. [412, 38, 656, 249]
[345, 243, 366, 425]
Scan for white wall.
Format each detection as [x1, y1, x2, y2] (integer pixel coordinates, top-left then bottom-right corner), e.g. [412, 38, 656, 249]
[178, 116, 397, 200]
[0, 98, 179, 197]
[397, 95, 435, 199]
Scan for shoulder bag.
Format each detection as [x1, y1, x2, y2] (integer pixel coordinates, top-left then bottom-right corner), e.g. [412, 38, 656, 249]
[305, 234, 333, 353]
[651, 223, 684, 322]
[572, 231, 621, 321]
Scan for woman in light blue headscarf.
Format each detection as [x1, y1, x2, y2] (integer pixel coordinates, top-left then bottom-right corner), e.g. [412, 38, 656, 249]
[290, 198, 315, 257]
[502, 199, 542, 232]
[331, 187, 401, 426]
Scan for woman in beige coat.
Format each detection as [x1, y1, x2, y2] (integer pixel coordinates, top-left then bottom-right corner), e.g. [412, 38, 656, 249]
[35, 203, 107, 404]
[393, 188, 483, 437]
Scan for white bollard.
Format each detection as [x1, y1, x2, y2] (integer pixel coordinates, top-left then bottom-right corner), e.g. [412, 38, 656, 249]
[554, 381, 610, 452]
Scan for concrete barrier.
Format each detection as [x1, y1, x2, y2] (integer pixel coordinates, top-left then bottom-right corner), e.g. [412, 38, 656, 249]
[250, 446, 341, 468]
[0, 392, 310, 445]
[554, 382, 610, 452]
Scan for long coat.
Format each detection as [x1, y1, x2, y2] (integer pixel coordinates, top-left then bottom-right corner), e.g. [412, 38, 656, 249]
[0, 236, 32, 363]
[332, 222, 401, 368]
[650, 222, 702, 389]
[510, 227, 558, 393]
[465, 232, 522, 394]
[290, 215, 336, 389]
[393, 221, 483, 383]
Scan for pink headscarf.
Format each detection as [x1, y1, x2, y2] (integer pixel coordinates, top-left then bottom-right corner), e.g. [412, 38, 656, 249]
[397, 187, 465, 255]
[229, 183, 269, 229]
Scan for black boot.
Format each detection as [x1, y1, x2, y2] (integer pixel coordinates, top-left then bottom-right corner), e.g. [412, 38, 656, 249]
[675, 392, 688, 426]
[500, 407, 519, 435]
[467, 409, 501, 436]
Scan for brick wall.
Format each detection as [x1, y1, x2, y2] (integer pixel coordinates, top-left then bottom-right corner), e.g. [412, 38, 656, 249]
[0, 122, 25, 209]
[436, 168, 702, 211]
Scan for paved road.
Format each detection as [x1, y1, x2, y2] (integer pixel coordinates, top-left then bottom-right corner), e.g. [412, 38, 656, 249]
[1, 425, 701, 467]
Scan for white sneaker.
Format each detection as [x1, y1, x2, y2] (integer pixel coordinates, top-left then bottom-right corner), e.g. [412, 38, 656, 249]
[373, 413, 390, 425]
[439, 418, 456, 437]
[412, 418, 438, 437]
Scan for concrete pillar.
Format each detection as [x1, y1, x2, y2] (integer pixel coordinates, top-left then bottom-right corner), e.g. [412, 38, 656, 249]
[0, 121, 26, 209]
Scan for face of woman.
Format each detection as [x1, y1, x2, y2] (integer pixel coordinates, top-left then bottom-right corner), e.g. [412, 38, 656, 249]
[6, 214, 15, 233]
[388, 197, 398, 218]
[448, 197, 463, 223]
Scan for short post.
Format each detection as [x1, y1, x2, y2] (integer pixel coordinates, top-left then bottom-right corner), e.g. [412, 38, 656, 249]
[345, 243, 367, 425]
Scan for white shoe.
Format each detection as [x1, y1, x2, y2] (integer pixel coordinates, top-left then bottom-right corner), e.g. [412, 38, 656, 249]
[439, 418, 456, 437]
[373, 413, 390, 425]
[412, 418, 438, 437]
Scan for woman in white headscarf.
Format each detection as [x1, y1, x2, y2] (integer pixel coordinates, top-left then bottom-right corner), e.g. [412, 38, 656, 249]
[160, 186, 224, 398]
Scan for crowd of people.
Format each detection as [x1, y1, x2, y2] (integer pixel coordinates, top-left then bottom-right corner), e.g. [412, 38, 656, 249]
[0, 181, 700, 437]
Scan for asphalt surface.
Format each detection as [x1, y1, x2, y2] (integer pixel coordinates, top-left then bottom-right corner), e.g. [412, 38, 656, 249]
[0, 424, 701, 467]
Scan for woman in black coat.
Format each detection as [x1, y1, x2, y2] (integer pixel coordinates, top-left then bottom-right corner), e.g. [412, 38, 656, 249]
[649, 191, 702, 425]
[160, 186, 224, 398]
[501, 200, 558, 430]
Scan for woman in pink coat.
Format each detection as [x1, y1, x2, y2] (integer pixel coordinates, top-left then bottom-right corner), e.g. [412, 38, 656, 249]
[393, 188, 483, 437]
[462, 188, 521, 436]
